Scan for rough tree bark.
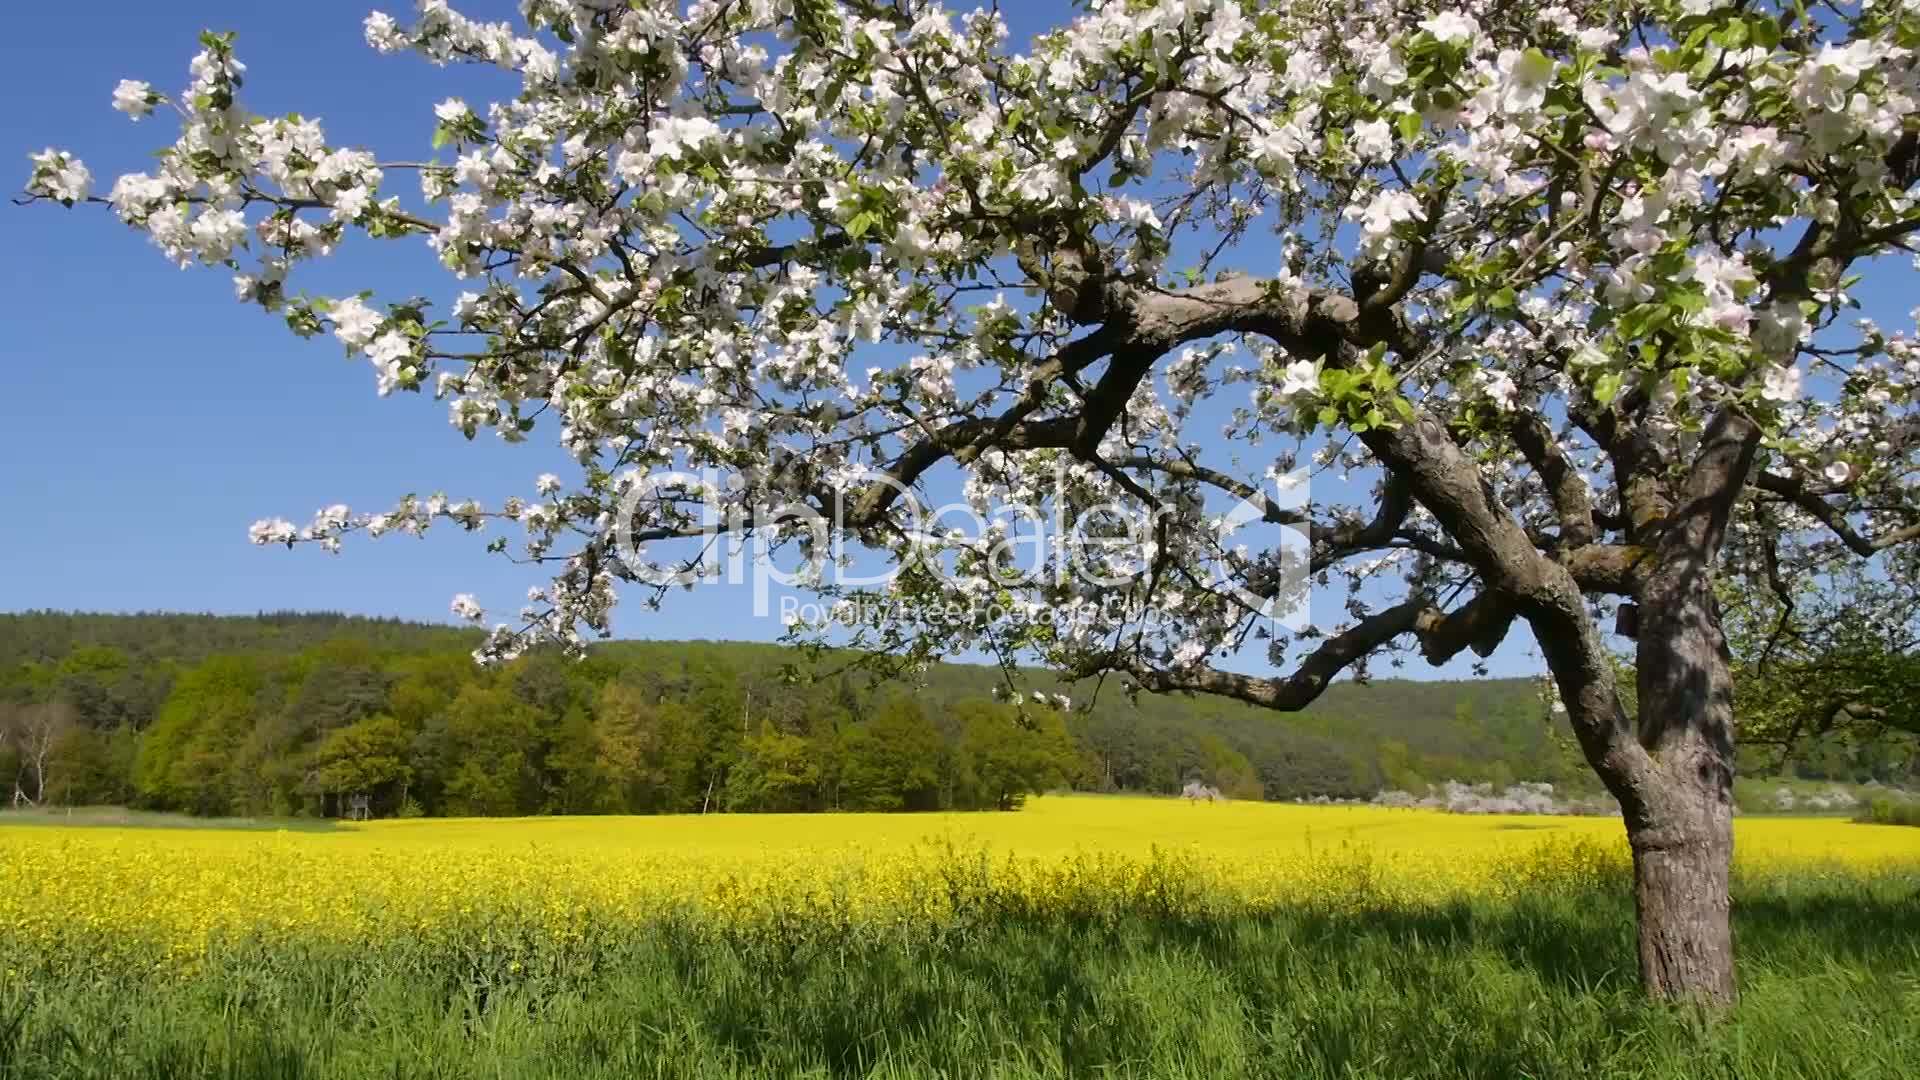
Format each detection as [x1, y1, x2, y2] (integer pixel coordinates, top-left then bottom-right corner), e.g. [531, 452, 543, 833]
[1611, 409, 1757, 1005]
[1627, 577, 1739, 1004]
[1359, 403, 1756, 1006]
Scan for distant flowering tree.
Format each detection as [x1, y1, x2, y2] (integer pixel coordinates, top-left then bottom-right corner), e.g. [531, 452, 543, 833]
[25, 0, 1920, 1003]
[1181, 780, 1224, 803]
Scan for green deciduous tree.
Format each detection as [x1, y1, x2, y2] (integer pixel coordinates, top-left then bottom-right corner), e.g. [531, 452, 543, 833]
[132, 656, 267, 815]
[953, 700, 1079, 811]
[438, 686, 545, 816]
[310, 714, 413, 814]
[839, 696, 944, 812]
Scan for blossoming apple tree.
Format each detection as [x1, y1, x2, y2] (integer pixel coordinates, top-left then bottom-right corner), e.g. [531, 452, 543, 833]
[26, 0, 1920, 1003]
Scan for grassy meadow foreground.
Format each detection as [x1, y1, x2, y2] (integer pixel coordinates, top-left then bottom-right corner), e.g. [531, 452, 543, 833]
[3, 798, 1918, 1079]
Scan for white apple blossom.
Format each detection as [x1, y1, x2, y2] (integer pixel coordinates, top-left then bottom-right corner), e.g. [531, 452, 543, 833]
[363, 12, 406, 51]
[112, 79, 156, 119]
[1276, 359, 1320, 400]
[1575, 26, 1615, 50]
[187, 208, 247, 262]
[1417, 12, 1478, 44]
[1495, 49, 1554, 115]
[648, 115, 723, 160]
[329, 297, 382, 349]
[1479, 370, 1518, 410]
[1345, 189, 1426, 256]
[1793, 41, 1881, 114]
[1351, 119, 1394, 163]
[106, 172, 172, 219]
[248, 518, 297, 546]
[365, 331, 414, 394]
[1760, 365, 1804, 403]
[330, 184, 372, 223]
[26, 150, 90, 204]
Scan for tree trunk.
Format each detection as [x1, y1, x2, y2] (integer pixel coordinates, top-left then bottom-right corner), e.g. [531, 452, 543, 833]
[1628, 552, 1740, 1006]
[1624, 767, 1735, 1003]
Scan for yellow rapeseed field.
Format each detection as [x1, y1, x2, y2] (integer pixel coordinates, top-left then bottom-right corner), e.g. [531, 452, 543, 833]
[3, 796, 1915, 980]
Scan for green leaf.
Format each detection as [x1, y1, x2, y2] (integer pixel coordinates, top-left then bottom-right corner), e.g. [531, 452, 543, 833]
[1593, 372, 1622, 405]
[1397, 111, 1422, 143]
[846, 212, 877, 240]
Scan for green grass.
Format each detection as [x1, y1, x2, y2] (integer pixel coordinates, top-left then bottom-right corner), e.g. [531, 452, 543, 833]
[1732, 777, 1919, 817]
[0, 806, 344, 832]
[3, 870, 1916, 1079]
[1858, 796, 1920, 827]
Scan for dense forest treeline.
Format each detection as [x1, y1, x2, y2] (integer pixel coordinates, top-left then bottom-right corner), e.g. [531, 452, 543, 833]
[1, 612, 1912, 818]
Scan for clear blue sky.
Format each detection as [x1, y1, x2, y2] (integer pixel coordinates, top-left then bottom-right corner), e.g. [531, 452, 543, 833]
[2, 2, 1560, 681]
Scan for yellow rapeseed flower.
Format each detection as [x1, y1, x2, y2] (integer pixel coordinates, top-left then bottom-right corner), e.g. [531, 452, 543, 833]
[1, 796, 1912, 979]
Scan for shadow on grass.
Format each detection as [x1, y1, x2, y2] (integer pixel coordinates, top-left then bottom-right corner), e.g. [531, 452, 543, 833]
[1730, 885, 1920, 968]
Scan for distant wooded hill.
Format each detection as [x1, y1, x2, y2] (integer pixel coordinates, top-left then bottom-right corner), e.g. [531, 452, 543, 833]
[1, 612, 1901, 818]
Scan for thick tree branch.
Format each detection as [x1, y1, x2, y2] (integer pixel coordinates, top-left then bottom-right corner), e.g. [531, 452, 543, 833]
[1126, 598, 1428, 710]
[1572, 389, 1672, 542]
[1129, 584, 1523, 712]
[1354, 408, 1652, 795]
[1561, 544, 1654, 595]
[1413, 590, 1517, 664]
[1511, 413, 1597, 547]
[1753, 470, 1920, 555]
[1660, 408, 1761, 567]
